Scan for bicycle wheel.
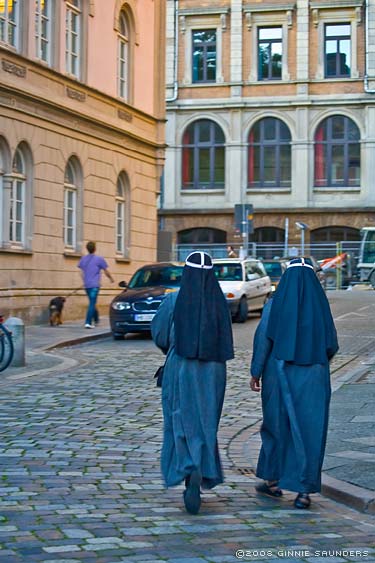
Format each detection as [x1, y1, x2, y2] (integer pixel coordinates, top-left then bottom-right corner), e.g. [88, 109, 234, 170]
[0, 324, 14, 372]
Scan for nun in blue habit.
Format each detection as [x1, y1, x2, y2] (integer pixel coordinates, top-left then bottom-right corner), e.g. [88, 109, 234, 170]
[151, 251, 234, 515]
[250, 258, 338, 509]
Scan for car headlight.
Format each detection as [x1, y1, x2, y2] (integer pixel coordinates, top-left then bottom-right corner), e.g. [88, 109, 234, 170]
[112, 301, 131, 311]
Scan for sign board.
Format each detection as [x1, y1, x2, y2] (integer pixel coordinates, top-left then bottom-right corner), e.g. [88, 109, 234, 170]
[234, 204, 254, 235]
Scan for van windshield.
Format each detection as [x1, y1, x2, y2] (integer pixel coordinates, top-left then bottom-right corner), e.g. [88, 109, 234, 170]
[213, 263, 243, 281]
[362, 230, 375, 264]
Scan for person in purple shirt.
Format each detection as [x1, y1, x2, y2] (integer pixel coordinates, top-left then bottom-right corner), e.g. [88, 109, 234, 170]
[78, 241, 114, 328]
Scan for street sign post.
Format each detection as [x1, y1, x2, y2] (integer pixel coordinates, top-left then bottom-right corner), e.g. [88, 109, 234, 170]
[234, 204, 253, 257]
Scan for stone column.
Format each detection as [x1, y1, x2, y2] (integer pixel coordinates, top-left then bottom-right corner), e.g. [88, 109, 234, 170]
[367, 0, 375, 89]
[166, 0, 177, 98]
[296, 0, 309, 96]
[227, 110, 243, 206]
[293, 108, 310, 208]
[363, 107, 375, 206]
[230, 0, 243, 98]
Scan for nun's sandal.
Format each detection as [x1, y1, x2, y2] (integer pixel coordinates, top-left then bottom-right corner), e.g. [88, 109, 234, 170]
[255, 480, 283, 498]
[294, 493, 311, 509]
[183, 470, 202, 514]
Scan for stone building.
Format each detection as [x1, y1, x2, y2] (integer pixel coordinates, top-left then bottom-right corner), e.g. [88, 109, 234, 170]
[162, 0, 375, 258]
[0, 0, 166, 322]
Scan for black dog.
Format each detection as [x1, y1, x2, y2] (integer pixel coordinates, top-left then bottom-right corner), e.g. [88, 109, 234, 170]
[49, 297, 66, 326]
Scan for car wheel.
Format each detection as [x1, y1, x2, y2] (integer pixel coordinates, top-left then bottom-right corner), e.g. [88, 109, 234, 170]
[325, 273, 337, 290]
[112, 332, 125, 340]
[369, 270, 375, 289]
[235, 297, 248, 323]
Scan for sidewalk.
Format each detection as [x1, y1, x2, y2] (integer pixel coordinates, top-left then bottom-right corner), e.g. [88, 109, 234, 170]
[3, 317, 375, 515]
[233, 354, 375, 514]
[3, 317, 111, 381]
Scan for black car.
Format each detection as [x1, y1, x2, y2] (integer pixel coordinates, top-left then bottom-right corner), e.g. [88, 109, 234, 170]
[110, 262, 184, 339]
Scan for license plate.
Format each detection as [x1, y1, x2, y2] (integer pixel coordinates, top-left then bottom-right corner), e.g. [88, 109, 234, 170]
[134, 313, 155, 322]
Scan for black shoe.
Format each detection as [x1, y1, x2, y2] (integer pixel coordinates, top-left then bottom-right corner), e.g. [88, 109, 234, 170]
[294, 493, 311, 509]
[183, 470, 201, 515]
[255, 481, 283, 498]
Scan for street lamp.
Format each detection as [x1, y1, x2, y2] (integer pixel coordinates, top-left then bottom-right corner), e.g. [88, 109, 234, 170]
[295, 222, 309, 255]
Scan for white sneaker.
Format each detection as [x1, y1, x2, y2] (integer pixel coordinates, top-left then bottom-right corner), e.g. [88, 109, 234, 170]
[85, 323, 94, 329]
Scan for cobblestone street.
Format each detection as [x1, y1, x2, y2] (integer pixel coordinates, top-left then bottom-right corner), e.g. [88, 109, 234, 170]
[1, 311, 375, 563]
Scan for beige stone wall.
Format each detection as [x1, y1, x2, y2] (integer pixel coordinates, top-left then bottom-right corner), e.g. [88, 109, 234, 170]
[0, 0, 165, 324]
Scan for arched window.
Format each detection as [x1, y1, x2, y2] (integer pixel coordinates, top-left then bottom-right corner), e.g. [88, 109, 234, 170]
[0, 0, 20, 49]
[182, 120, 225, 190]
[248, 118, 291, 189]
[314, 115, 360, 188]
[116, 172, 130, 256]
[66, 0, 82, 78]
[253, 227, 285, 243]
[311, 226, 361, 243]
[9, 148, 26, 245]
[118, 11, 130, 100]
[178, 227, 226, 244]
[64, 158, 81, 250]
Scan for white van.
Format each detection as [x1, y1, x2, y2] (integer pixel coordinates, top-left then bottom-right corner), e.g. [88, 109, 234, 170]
[212, 258, 272, 322]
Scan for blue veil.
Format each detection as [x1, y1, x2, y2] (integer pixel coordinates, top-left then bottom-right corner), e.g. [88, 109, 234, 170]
[267, 258, 338, 365]
[174, 251, 234, 363]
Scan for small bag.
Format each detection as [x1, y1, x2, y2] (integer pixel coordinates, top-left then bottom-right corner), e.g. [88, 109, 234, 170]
[154, 365, 164, 388]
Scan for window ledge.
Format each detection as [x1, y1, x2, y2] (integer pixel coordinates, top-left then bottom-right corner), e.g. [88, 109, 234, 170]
[63, 251, 82, 258]
[115, 256, 131, 263]
[247, 188, 291, 193]
[181, 189, 225, 194]
[0, 247, 32, 255]
[313, 187, 361, 192]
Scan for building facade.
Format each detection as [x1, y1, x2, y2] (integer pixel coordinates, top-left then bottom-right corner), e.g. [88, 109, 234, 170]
[162, 0, 375, 258]
[0, 0, 166, 322]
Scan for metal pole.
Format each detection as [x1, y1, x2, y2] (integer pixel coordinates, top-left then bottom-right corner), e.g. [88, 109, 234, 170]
[284, 218, 289, 256]
[301, 229, 305, 256]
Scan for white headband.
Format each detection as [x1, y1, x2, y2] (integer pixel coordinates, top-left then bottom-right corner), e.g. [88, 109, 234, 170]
[287, 257, 314, 270]
[185, 251, 213, 269]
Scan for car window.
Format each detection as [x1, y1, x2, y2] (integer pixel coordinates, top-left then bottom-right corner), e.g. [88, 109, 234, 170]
[263, 262, 283, 277]
[213, 263, 243, 281]
[128, 266, 183, 288]
[248, 261, 266, 278]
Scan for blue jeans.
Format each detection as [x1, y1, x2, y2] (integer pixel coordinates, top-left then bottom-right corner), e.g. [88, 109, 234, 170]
[85, 287, 100, 325]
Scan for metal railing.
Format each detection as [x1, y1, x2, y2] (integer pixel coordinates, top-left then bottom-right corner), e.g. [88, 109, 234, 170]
[174, 241, 362, 289]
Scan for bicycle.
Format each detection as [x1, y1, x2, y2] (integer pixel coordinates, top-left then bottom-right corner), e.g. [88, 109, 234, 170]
[0, 315, 14, 372]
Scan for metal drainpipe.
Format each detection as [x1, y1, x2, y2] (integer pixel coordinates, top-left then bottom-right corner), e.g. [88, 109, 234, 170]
[365, 0, 375, 93]
[166, 0, 179, 102]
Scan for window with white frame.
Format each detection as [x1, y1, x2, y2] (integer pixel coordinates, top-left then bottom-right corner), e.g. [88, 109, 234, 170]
[258, 27, 283, 81]
[245, 7, 293, 82]
[311, 3, 361, 80]
[35, 0, 52, 64]
[116, 173, 129, 256]
[9, 148, 26, 245]
[118, 11, 129, 100]
[324, 23, 351, 78]
[0, 0, 20, 48]
[65, 0, 81, 77]
[64, 159, 78, 248]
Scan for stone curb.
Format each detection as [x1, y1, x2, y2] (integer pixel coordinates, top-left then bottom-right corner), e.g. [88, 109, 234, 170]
[43, 330, 112, 351]
[322, 474, 375, 514]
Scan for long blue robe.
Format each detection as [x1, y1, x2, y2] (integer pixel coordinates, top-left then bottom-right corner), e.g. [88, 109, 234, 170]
[251, 300, 335, 493]
[151, 291, 226, 489]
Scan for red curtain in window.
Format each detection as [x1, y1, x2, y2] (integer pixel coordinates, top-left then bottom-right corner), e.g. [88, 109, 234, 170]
[182, 130, 190, 187]
[315, 125, 325, 186]
[248, 130, 254, 185]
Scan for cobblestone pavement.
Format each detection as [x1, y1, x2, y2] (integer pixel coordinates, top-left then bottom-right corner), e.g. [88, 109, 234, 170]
[1, 341, 375, 563]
